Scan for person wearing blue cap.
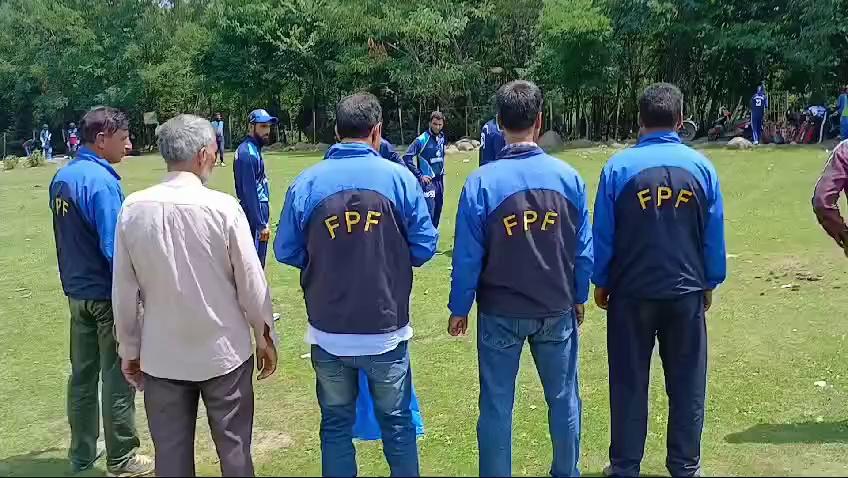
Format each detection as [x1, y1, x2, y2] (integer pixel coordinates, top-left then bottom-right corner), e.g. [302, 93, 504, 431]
[234, 109, 278, 267]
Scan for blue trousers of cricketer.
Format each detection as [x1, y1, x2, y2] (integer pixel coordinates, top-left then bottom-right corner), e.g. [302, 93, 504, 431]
[477, 310, 581, 477]
[840, 116, 848, 140]
[423, 176, 444, 228]
[607, 292, 707, 477]
[751, 114, 763, 144]
[311, 341, 419, 477]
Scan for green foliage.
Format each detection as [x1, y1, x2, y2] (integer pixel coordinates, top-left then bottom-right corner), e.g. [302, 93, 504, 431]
[26, 150, 45, 168]
[3, 155, 19, 171]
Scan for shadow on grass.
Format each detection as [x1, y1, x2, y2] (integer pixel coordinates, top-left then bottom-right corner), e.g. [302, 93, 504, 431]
[725, 420, 848, 444]
[0, 448, 105, 477]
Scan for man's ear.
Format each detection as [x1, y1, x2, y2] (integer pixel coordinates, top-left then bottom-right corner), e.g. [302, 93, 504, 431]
[371, 122, 383, 150]
[335, 125, 341, 143]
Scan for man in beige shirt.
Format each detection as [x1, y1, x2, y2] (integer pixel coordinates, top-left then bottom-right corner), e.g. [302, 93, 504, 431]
[112, 114, 278, 477]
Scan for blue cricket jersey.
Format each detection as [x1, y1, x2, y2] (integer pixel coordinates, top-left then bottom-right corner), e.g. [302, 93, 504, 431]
[449, 143, 593, 318]
[233, 136, 270, 232]
[751, 88, 767, 118]
[49, 146, 124, 300]
[403, 130, 446, 177]
[275, 142, 438, 334]
[479, 118, 506, 166]
[592, 131, 727, 298]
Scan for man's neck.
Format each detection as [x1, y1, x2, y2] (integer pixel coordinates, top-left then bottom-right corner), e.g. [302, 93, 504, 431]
[640, 127, 676, 137]
[504, 129, 536, 145]
[340, 138, 372, 146]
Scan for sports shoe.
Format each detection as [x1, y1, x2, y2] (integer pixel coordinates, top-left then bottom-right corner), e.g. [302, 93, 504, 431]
[107, 453, 154, 477]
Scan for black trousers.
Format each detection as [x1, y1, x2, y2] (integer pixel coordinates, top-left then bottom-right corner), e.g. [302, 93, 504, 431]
[607, 292, 707, 477]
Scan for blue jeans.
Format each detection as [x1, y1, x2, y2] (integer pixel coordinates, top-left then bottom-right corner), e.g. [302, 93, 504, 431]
[311, 341, 419, 477]
[477, 310, 581, 477]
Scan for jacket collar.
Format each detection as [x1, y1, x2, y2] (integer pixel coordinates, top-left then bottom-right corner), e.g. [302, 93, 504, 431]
[636, 131, 681, 147]
[325, 142, 380, 160]
[497, 142, 544, 160]
[74, 146, 121, 180]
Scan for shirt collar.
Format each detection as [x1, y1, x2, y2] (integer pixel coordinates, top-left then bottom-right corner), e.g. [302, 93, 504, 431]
[162, 171, 203, 187]
[74, 146, 121, 180]
[325, 142, 380, 160]
[636, 130, 681, 147]
[497, 141, 543, 160]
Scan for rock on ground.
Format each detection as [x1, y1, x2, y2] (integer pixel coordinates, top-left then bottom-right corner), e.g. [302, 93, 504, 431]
[538, 130, 564, 153]
[726, 137, 753, 150]
[446, 144, 461, 155]
[456, 140, 475, 152]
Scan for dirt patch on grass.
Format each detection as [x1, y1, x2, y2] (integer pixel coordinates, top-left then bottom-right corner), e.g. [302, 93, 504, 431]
[253, 429, 294, 456]
[755, 257, 825, 294]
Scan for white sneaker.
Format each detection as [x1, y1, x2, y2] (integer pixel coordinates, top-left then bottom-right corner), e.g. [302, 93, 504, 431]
[107, 454, 154, 477]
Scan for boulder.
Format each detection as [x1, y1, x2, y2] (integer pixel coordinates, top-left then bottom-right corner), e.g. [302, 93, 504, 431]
[726, 137, 753, 150]
[446, 144, 461, 155]
[471, 139, 481, 148]
[566, 138, 594, 150]
[538, 130, 565, 152]
[456, 140, 475, 152]
[316, 142, 331, 152]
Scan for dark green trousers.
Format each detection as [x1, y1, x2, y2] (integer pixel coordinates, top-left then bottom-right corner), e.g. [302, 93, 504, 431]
[67, 298, 139, 470]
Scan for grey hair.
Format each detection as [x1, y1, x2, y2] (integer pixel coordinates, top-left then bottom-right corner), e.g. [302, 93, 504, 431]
[157, 114, 216, 163]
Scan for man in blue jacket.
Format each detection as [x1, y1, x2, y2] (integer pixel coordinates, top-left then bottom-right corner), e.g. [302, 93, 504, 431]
[274, 92, 438, 477]
[404, 111, 446, 227]
[49, 106, 153, 476]
[751, 84, 768, 145]
[234, 109, 277, 267]
[448, 80, 593, 478]
[479, 117, 505, 166]
[593, 83, 726, 478]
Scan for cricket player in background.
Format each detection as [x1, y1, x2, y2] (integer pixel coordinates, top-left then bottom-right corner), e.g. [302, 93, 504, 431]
[593, 83, 726, 477]
[41, 123, 53, 161]
[448, 80, 592, 477]
[751, 84, 768, 145]
[211, 112, 226, 166]
[404, 111, 447, 227]
[234, 109, 277, 267]
[479, 117, 505, 166]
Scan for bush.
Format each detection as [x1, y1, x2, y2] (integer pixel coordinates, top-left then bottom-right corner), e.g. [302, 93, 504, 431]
[3, 155, 19, 171]
[26, 150, 46, 168]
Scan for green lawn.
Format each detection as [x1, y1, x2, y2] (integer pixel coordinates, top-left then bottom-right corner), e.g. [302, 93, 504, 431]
[1, 145, 847, 477]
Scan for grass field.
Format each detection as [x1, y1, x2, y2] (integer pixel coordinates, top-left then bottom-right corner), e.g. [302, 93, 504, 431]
[1, 145, 847, 477]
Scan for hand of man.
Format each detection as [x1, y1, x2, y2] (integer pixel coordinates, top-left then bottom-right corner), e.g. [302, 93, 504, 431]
[448, 315, 468, 336]
[256, 325, 278, 380]
[594, 287, 610, 310]
[704, 290, 714, 312]
[421, 176, 433, 185]
[121, 358, 144, 391]
[575, 304, 585, 327]
[259, 227, 271, 243]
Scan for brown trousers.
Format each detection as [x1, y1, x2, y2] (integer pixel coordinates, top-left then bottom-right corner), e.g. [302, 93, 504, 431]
[143, 357, 255, 477]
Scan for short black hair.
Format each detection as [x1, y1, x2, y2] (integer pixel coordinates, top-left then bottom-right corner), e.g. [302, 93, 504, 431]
[80, 106, 129, 144]
[496, 80, 543, 131]
[430, 111, 445, 122]
[638, 83, 683, 129]
[336, 92, 382, 139]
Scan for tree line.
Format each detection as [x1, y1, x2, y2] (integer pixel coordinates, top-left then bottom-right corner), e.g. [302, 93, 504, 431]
[1, 0, 846, 152]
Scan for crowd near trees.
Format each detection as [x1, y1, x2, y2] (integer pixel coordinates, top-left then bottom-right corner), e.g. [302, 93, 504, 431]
[2, 0, 847, 151]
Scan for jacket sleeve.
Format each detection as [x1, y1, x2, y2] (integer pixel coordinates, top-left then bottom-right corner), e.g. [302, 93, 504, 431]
[478, 125, 487, 166]
[573, 179, 594, 304]
[813, 142, 848, 245]
[704, 169, 727, 289]
[448, 179, 485, 316]
[404, 176, 438, 267]
[401, 139, 424, 180]
[89, 184, 124, 267]
[591, 166, 615, 288]
[234, 146, 264, 230]
[381, 141, 404, 165]
[273, 183, 308, 269]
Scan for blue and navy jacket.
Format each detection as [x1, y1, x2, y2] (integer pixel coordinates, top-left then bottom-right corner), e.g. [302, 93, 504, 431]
[479, 118, 506, 167]
[449, 143, 593, 318]
[275, 142, 439, 334]
[751, 86, 768, 118]
[234, 136, 270, 232]
[403, 130, 446, 178]
[592, 131, 726, 299]
[49, 146, 124, 300]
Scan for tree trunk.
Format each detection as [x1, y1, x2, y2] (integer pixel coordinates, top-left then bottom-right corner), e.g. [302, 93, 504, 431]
[417, 100, 422, 135]
[398, 103, 404, 144]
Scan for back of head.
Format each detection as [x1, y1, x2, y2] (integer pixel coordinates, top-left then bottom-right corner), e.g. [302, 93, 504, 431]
[336, 92, 382, 140]
[80, 106, 129, 144]
[157, 114, 215, 164]
[638, 82, 683, 130]
[496, 80, 543, 132]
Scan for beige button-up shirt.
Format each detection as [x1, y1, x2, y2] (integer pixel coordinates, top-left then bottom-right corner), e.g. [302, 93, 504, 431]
[113, 171, 275, 381]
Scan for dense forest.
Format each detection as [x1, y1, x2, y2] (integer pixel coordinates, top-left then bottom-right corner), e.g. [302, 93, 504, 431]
[1, 0, 847, 150]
